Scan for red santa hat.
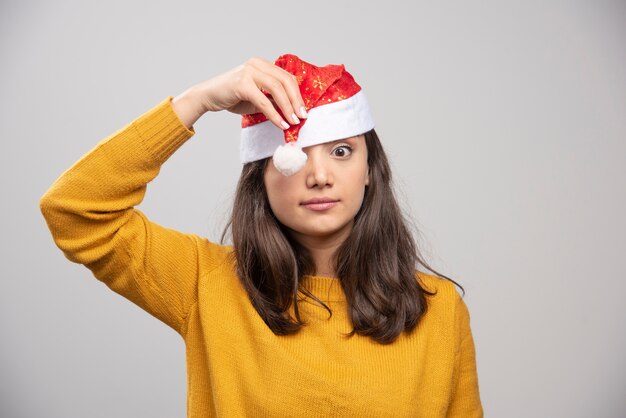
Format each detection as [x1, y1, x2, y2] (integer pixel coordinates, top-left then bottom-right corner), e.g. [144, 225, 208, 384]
[240, 53, 376, 176]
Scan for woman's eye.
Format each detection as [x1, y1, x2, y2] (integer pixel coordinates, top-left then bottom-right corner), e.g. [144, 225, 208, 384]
[333, 145, 352, 158]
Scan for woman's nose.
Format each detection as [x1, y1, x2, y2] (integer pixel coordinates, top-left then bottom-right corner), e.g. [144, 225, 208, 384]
[305, 151, 333, 188]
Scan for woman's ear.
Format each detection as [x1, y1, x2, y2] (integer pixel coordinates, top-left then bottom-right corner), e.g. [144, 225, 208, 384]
[365, 167, 370, 186]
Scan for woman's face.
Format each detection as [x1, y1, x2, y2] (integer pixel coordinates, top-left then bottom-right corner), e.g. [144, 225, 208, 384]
[263, 135, 370, 245]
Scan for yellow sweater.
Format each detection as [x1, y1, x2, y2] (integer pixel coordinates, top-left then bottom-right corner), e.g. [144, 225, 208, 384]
[39, 97, 483, 417]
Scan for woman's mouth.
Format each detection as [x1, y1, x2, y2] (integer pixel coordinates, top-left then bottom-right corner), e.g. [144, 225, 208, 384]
[300, 197, 339, 211]
[302, 201, 338, 211]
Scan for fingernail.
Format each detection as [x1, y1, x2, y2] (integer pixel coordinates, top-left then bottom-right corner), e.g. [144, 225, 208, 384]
[281, 120, 290, 129]
[291, 113, 300, 124]
[300, 106, 308, 118]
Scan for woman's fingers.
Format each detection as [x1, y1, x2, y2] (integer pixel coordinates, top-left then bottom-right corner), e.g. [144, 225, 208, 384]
[246, 58, 306, 125]
[253, 72, 296, 127]
[245, 80, 292, 130]
[249, 58, 307, 120]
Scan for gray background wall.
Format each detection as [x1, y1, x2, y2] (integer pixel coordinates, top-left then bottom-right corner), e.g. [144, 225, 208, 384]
[1, 0, 625, 416]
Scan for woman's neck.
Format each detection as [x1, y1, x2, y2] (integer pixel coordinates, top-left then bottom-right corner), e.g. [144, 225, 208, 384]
[288, 220, 354, 279]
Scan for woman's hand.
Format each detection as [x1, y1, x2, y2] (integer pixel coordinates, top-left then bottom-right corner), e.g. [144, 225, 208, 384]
[172, 56, 307, 130]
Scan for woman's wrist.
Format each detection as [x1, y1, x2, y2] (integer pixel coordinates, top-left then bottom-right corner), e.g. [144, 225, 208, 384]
[172, 86, 206, 130]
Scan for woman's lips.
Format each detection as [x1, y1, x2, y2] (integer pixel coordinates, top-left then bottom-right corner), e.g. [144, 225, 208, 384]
[302, 201, 338, 211]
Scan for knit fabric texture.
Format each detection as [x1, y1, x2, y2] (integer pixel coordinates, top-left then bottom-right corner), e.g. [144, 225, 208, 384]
[39, 97, 483, 417]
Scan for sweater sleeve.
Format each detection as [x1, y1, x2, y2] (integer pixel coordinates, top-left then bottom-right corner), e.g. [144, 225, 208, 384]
[39, 96, 205, 337]
[447, 292, 484, 417]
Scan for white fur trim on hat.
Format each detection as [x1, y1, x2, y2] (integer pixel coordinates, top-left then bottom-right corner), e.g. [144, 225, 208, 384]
[239, 89, 375, 165]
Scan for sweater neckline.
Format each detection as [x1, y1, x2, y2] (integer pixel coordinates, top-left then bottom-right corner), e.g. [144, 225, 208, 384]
[300, 275, 346, 303]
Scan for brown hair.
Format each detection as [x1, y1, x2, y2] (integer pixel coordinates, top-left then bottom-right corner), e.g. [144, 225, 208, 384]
[219, 128, 463, 344]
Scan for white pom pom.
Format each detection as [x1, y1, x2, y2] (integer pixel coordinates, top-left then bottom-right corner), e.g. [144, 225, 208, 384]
[272, 142, 308, 176]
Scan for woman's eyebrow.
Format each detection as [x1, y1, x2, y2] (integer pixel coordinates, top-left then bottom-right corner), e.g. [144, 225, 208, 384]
[330, 136, 358, 145]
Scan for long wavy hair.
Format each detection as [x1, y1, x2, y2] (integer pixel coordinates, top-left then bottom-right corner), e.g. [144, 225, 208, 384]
[219, 128, 463, 344]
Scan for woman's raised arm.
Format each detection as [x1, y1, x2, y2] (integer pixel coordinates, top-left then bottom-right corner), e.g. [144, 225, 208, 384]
[39, 96, 207, 336]
[39, 57, 306, 336]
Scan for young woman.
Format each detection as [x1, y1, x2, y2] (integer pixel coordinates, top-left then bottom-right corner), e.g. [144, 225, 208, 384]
[40, 54, 483, 417]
